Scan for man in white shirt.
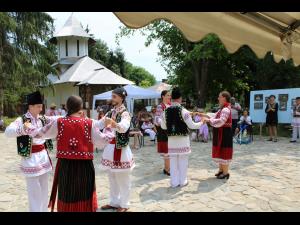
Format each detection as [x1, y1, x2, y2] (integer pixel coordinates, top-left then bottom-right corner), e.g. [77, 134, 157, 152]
[161, 87, 204, 188]
[5, 91, 58, 212]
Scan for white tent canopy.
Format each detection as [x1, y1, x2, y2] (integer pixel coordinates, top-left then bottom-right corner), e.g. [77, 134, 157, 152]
[93, 84, 161, 114]
[114, 12, 300, 65]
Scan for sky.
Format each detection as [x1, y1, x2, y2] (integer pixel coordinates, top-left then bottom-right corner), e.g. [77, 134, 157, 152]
[46, 12, 167, 81]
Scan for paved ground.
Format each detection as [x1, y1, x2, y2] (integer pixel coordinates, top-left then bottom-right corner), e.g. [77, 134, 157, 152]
[0, 132, 299, 212]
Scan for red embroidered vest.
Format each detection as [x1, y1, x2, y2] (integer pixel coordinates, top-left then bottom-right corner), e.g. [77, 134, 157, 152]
[56, 116, 94, 160]
[216, 106, 232, 128]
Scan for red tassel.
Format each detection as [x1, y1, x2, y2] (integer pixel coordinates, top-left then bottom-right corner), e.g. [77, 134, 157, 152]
[48, 159, 60, 212]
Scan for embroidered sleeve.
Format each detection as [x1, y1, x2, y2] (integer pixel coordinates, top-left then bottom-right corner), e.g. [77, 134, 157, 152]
[115, 111, 131, 133]
[182, 108, 203, 129]
[209, 108, 230, 128]
[91, 120, 114, 149]
[4, 117, 27, 137]
[44, 115, 61, 124]
[28, 119, 59, 139]
[93, 117, 105, 130]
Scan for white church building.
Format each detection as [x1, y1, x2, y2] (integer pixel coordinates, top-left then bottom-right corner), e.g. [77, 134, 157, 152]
[42, 14, 133, 116]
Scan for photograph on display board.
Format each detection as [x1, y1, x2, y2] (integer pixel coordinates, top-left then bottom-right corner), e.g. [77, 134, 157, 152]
[278, 94, 288, 102]
[279, 101, 287, 111]
[254, 102, 263, 109]
[254, 94, 263, 101]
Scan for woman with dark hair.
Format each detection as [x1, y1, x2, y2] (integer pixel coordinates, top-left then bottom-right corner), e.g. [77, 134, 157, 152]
[154, 90, 171, 175]
[203, 91, 233, 179]
[265, 95, 278, 142]
[24, 95, 113, 212]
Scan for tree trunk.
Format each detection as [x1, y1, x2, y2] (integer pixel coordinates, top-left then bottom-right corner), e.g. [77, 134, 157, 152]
[199, 59, 209, 108]
[191, 61, 201, 107]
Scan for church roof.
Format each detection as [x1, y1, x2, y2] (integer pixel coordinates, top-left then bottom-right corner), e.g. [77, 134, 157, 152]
[49, 14, 95, 45]
[49, 56, 133, 86]
[77, 68, 134, 85]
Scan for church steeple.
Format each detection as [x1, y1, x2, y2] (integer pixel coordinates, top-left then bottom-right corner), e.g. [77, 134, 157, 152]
[49, 14, 95, 61]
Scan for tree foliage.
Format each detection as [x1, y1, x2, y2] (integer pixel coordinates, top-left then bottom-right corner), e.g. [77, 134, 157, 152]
[88, 36, 156, 87]
[0, 12, 57, 116]
[117, 20, 300, 108]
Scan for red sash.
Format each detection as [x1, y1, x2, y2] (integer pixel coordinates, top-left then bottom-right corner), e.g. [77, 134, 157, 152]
[110, 138, 122, 165]
[31, 144, 45, 153]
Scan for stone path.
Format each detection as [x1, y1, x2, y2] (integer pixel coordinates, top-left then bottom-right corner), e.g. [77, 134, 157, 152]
[0, 132, 299, 212]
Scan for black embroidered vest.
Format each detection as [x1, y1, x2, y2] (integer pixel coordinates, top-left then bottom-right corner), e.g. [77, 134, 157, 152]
[16, 114, 53, 158]
[107, 108, 130, 149]
[165, 105, 189, 136]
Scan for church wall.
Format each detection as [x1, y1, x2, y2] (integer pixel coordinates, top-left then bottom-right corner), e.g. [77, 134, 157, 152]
[42, 83, 79, 109]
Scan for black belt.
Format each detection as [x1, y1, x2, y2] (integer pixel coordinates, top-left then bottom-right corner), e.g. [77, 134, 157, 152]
[294, 115, 300, 118]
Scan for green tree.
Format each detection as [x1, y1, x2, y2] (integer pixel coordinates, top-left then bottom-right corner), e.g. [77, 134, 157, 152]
[124, 62, 156, 87]
[117, 20, 300, 108]
[0, 12, 56, 117]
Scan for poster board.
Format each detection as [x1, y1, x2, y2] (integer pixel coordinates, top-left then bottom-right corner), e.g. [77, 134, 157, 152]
[249, 88, 300, 124]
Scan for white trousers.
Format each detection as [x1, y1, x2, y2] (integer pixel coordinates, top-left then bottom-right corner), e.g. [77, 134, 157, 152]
[25, 172, 49, 212]
[292, 126, 300, 141]
[170, 154, 189, 187]
[144, 129, 156, 140]
[107, 170, 131, 208]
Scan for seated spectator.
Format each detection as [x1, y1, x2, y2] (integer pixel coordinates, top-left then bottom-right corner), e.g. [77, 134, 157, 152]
[191, 108, 209, 143]
[235, 109, 252, 136]
[141, 116, 157, 141]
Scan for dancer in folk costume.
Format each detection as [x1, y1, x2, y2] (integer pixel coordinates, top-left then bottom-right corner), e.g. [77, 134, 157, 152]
[154, 90, 171, 175]
[100, 87, 134, 212]
[203, 91, 233, 180]
[290, 97, 300, 143]
[24, 95, 114, 212]
[5, 91, 57, 212]
[161, 87, 204, 188]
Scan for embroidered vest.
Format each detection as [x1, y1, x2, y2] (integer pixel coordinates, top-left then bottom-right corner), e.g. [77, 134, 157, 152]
[165, 105, 189, 136]
[107, 108, 130, 149]
[56, 116, 94, 160]
[16, 114, 53, 158]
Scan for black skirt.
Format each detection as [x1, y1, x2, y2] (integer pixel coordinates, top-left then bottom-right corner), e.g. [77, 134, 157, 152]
[56, 159, 97, 212]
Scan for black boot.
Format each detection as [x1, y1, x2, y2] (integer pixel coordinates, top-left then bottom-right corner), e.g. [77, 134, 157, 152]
[217, 173, 230, 179]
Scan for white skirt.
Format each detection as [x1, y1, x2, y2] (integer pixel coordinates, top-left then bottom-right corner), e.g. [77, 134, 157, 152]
[100, 144, 135, 172]
[20, 149, 52, 177]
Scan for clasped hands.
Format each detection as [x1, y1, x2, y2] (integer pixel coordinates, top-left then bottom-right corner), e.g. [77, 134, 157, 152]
[104, 117, 117, 128]
[190, 112, 210, 124]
